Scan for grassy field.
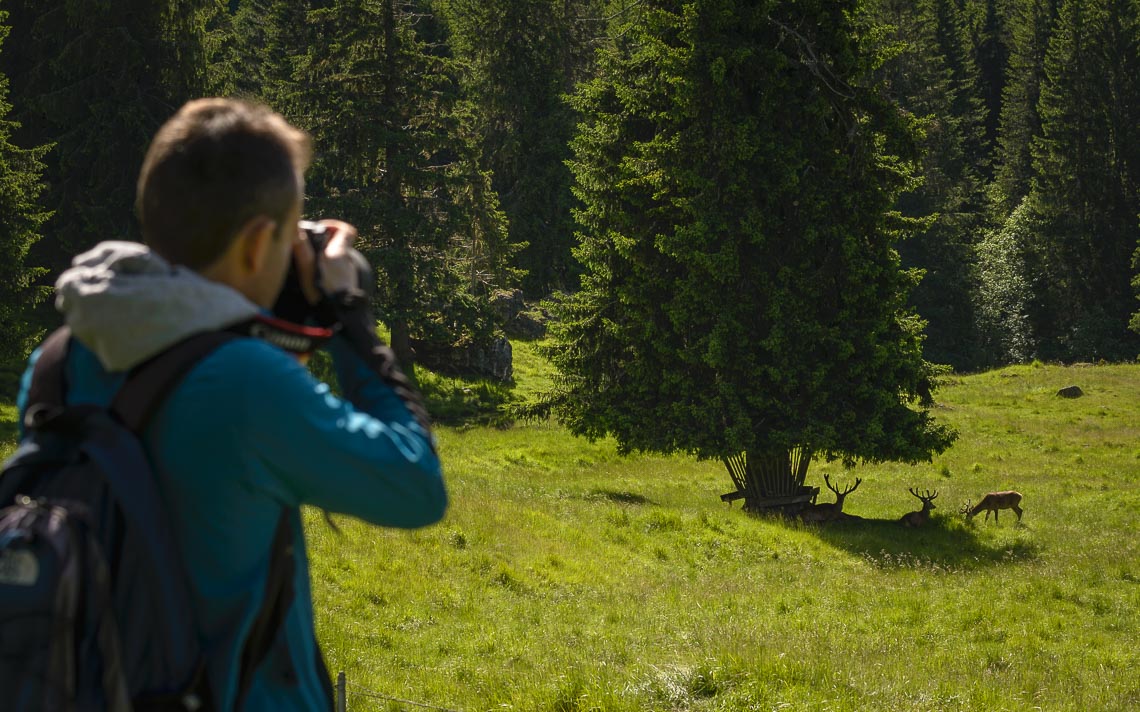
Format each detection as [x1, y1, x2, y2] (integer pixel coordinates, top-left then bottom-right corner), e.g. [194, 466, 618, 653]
[2, 350, 1138, 711]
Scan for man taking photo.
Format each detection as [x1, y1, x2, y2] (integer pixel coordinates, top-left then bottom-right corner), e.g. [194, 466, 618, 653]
[15, 97, 447, 710]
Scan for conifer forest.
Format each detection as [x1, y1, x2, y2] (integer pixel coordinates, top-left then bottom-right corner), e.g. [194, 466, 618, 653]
[1, 1, 1138, 465]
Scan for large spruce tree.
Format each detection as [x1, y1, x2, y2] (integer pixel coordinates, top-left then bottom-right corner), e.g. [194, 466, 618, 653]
[971, 0, 1013, 159]
[542, 0, 955, 510]
[0, 7, 49, 373]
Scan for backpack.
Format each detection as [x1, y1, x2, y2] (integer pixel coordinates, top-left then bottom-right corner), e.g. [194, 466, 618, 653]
[0, 327, 297, 711]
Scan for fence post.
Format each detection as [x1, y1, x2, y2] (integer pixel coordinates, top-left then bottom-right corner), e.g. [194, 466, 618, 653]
[336, 671, 347, 712]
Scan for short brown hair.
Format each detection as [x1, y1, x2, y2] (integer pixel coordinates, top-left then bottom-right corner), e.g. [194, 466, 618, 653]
[136, 98, 312, 269]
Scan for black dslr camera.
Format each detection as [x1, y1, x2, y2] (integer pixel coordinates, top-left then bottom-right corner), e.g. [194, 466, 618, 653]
[272, 220, 373, 324]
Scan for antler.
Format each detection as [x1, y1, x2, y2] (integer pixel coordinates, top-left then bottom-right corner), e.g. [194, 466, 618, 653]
[909, 487, 937, 501]
[824, 474, 862, 495]
[824, 473, 837, 495]
[959, 499, 973, 514]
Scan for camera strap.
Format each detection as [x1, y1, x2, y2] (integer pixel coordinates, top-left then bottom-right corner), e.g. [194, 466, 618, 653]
[230, 314, 335, 359]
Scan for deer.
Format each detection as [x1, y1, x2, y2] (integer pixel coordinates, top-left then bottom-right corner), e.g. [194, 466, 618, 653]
[899, 488, 937, 527]
[961, 491, 1023, 524]
[800, 474, 862, 523]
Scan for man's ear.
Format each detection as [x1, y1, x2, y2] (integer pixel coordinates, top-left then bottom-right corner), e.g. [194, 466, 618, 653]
[235, 215, 278, 275]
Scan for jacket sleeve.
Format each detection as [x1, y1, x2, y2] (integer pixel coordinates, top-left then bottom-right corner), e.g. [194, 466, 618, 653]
[229, 338, 446, 528]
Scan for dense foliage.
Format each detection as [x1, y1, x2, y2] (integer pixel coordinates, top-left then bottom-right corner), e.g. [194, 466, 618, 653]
[0, 0, 1136, 396]
[0, 0, 216, 270]
[539, 0, 956, 506]
[0, 7, 48, 378]
[866, 0, 990, 369]
[438, 0, 596, 295]
[1025, 0, 1140, 360]
[279, 0, 520, 366]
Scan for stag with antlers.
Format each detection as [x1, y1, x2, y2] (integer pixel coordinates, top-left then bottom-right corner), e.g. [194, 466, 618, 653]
[899, 488, 937, 527]
[961, 491, 1023, 524]
[800, 474, 862, 523]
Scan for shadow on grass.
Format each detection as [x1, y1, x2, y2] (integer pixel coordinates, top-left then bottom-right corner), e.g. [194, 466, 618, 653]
[584, 488, 652, 505]
[417, 372, 515, 427]
[805, 516, 1040, 570]
[306, 350, 517, 427]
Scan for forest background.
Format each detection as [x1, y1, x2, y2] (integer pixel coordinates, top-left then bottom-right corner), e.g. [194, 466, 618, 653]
[1, 0, 1139, 389]
[1, 2, 1139, 709]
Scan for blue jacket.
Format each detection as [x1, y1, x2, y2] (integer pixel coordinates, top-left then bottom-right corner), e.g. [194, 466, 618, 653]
[18, 242, 446, 710]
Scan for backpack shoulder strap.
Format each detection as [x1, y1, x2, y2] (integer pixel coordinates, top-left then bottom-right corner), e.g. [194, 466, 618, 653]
[25, 326, 72, 412]
[24, 328, 237, 433]
[112, 331, 311, 708]
[111, 331, 239, 432]
[234, 509, 297, 711]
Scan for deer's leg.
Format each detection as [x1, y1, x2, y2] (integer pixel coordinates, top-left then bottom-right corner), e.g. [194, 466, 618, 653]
[1013, 505, 1023, 521]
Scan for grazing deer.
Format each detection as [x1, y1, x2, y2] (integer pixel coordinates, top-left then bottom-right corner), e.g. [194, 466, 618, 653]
[899, 488, 937, 527]
[961, 491, 1023, 524]
[800, 474, 862, 523]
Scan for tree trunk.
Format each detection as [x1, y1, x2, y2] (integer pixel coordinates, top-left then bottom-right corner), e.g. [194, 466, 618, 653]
[390, 316, 415, 371]
[380, 0, 415, 373]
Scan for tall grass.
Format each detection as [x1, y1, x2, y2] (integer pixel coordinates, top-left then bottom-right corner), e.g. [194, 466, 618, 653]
[2, 352, 1137, 710]
[307, 358, 1140, 711]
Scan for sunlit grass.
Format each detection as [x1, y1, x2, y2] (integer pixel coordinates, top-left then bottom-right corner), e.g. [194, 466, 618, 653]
[0, 401, 17, 460]
[305, 360, 1140, 711]
[2, 355, 1138, 710]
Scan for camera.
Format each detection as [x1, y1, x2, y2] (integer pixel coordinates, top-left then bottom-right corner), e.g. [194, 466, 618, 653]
[299, 219, 330, 252]
[272, 220, 374, 324]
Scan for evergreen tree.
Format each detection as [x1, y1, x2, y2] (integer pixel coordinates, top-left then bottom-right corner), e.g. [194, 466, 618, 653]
[990, 0, 1057, 218]
[0, 0, 221, 274]
[542, 0, 955, 510]
[865, 0, 989, 369]
[929, 0, 991, 178]
[439, 0, 598, 296]
[291, 0, 518, 368]
[972, 0, 1012, 158]
[0, 6, 49, 372]
[1132, 239, 1140, 338]
[1028, 0, 1140, 359]
[218, 0, 311, 101]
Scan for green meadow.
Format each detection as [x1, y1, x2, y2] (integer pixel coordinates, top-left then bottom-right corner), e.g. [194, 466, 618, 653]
[3, 348, 1138, 711]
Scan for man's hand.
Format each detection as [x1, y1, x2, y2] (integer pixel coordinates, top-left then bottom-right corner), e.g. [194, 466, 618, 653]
[292, 219, 360, 305]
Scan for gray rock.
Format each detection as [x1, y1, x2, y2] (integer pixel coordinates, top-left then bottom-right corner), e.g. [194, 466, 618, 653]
[507, 310, 546, 339]
[474, 336, 513, 382]
[412, 335, 513, 383]
[1056, 385, 1084, 398]
[490, 288, 527, 323]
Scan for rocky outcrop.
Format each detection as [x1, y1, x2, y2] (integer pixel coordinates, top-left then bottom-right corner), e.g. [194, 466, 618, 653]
[491, 288, 548, 339]
[412, 335, 513, 383]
